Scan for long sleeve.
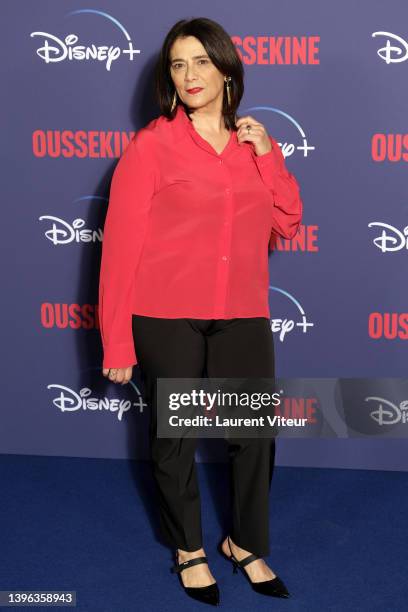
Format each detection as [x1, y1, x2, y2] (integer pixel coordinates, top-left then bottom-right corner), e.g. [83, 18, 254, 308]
[252, 135, 303, 240]
[98, 130, 155, 369]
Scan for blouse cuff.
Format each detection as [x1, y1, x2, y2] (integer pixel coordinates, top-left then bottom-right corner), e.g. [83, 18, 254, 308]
[253, 148, 276, 168]
[252, 147, 287, 190]
[102, 341, 137, 370]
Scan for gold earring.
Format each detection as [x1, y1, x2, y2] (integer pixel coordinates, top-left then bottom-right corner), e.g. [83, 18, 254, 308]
[224, 76, 232, 107]
[171, 90, 177, 111]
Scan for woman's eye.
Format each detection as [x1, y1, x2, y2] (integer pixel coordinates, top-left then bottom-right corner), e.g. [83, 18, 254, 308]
[172, 60, 209, 69]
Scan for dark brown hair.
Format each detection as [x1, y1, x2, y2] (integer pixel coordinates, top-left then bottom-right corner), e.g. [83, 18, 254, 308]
[154, 17, 244, 131]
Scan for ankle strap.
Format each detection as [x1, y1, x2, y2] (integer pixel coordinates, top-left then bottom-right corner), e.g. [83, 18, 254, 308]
[171, 555, 208, 574]
[227, 536, 260, 568]
[237, 553, 259, 568]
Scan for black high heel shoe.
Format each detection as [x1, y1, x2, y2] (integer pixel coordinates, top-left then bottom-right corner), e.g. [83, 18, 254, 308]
[170, 550, 220, 606]
[217, 535, 290, 598]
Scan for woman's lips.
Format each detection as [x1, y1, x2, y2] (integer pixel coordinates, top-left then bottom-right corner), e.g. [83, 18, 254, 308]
[186, 88, 203, 94]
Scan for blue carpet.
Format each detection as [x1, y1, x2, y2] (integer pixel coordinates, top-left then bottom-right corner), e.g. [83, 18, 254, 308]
[1, 453, 407, 611]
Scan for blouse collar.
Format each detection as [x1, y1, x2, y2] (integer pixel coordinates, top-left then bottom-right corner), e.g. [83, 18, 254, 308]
[174, 104, 238, 159]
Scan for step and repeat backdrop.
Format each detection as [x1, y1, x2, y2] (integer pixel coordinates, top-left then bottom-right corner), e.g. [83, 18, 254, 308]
[2, 1, 407, 470]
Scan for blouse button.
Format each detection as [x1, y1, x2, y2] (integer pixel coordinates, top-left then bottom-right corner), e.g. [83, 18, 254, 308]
[225, 188, 231, 194]
[219, 159, 223, 164]
[222, 255, 228, 261]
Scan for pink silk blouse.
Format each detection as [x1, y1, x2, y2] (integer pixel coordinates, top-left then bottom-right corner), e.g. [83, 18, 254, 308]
[98, 103, 303, 369]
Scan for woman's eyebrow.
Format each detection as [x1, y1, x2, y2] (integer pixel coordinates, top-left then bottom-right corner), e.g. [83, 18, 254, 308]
[170, 54, 209, 63]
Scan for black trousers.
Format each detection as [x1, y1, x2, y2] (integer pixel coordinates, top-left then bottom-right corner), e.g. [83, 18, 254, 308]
[132, 315, 276, 557]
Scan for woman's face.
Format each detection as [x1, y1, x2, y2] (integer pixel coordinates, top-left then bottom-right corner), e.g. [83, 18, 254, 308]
[169, 36, 225, 110]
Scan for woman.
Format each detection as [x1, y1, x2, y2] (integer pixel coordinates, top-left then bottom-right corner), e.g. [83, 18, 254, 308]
[98, 17, 303, 607]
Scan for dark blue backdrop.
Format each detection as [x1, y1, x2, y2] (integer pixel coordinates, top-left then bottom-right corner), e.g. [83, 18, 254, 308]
[2, 1, 407, 470]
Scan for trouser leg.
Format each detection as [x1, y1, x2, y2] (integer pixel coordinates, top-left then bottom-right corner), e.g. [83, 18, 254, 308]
[132, 315, 207, 552]
[205, 317, 276, 557]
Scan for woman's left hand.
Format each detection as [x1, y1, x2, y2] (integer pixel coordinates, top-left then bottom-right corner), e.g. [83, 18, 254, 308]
[235, 115, 273, 156]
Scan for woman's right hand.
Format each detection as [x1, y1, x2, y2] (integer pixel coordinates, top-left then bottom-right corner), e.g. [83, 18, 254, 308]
[102, 367, 133, 385]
